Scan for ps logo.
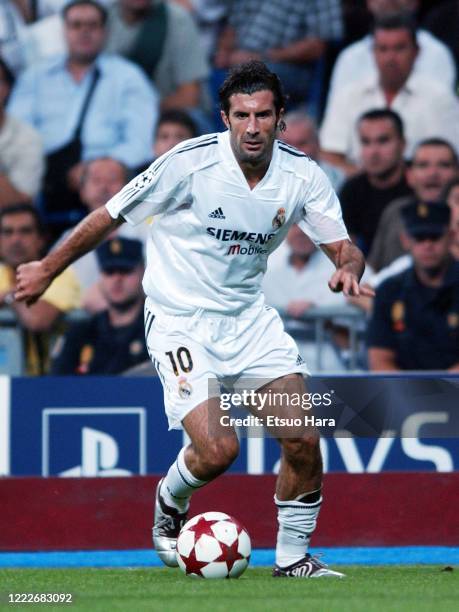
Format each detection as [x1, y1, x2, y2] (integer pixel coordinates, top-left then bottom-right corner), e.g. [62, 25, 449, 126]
[42, 407, 147, 477]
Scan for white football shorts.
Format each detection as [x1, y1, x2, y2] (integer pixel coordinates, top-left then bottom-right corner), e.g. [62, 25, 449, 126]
[144, 296, 309, 429]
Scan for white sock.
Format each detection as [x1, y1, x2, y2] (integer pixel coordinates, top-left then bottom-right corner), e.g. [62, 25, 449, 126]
[275, 493, 322, 567]
[161, 447, 208, 511]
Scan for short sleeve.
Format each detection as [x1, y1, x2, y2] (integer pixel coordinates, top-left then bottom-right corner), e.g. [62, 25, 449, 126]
[366, 282, 397, 350]
[298, 163, 349, 246]
[105, 150, 192, 225]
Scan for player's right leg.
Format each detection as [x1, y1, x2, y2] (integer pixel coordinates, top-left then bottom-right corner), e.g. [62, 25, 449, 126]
[153, 397, 239, 567]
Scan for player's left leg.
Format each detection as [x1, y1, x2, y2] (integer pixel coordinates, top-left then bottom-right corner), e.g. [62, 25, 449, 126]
[246, 373, 344, 578]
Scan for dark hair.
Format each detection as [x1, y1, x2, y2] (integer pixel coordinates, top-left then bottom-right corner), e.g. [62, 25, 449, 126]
[358, 108, 405, 139]
[63, 0, 108, 24]
[441, 177, 459, 201]
[0, 203, 45, 236]
[219, 61, 286, 128]
[373, 12, 418, 46]
[156, 109, 198, 139]
[413, 138, 458, 165]
[0, 57, 14, 89]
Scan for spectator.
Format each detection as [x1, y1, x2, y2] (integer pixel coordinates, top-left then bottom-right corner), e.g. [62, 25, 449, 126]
[320, 13, 459, 171]
[0, 57, 44, 207]
[369, 138, 459, 270]
[263, 224, 347, 372]
[339, 108, 412, 254]
[328, 0, 456, 101]
[55, 157, 149, 310]
[171, 0, 229, 59]
[153, 109, 198, 160]
[445, 177, 459, 260]
[367, 202, 459, 371]
[105, 0, 210, 120]
[423, 0, 459, 75]
[51, 237, 149, 374]
[8, 0, 157, 233]
[282, 110, 345, 191]
[214, 0, 343, 109]
[0, 203, 80, 374]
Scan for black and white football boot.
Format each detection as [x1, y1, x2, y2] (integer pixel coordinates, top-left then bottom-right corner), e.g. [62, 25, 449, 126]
[152, 478, 188, 567]
[272, 553, 345, 578]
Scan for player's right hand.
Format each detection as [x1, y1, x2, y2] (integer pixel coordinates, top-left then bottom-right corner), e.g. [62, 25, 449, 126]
[14, 261, 51, 306]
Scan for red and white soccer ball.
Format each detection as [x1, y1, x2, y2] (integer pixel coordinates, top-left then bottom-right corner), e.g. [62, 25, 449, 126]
[176, 511, 251, 579]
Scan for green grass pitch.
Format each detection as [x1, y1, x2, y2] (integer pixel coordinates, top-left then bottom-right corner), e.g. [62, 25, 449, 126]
[0, 566, 457, 612]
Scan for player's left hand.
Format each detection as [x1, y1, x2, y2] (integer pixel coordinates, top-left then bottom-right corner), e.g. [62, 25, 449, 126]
[328, 269, 376, 298]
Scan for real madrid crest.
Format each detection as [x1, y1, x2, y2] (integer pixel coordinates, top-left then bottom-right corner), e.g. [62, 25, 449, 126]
[272, 207, 286, 229]
[178, 376, 193, 399]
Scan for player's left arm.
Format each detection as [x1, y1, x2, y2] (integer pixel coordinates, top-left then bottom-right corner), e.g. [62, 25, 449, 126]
[320, 239, 375, 298]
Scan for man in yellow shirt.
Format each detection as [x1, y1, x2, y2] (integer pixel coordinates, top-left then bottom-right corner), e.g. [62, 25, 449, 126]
[0, 203, 80, 374]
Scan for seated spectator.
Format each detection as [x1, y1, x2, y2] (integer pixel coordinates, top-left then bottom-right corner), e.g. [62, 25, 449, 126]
[423, 0, 459, 75]
[0, 203, 80, 374]
[367, 202, 459, 371]
[8, 0, 157, 234]
[51, 237, 149, 374]
[328, 0, 456, 102]
[282, 110, 345, 191]
[365, 176, 459, 291]
[153, 108, 198, 160]
[320, 13, 459, 172]
[369, 138, 459, 270]
[55, 157, 149, 310]
[214, 0, 343, 110]
[339, 108, 412, 255]
[263, 224, 348, 372]
[0, 57, 44, 207]
[105, 0, 210, 120]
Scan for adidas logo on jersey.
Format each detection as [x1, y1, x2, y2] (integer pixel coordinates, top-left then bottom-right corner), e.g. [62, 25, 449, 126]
[208, 207, 226, 219]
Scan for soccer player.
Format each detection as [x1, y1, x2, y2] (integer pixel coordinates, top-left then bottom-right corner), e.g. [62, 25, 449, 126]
[14, 62, 373, 578]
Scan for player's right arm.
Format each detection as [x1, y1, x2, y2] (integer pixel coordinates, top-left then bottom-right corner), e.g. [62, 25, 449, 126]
[15, 207, 122, 305]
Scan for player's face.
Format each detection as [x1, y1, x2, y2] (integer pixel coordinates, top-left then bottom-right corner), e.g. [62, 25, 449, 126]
[100, 265, 144, 308]
[221, 90, 282, 167]
[374, 29, 418, 91]
[0, 213, 44, 269]
[64, 5, 106, 64]
[447, 185, 459, 229]
[154, 122, 194, 158]
[408, 146, 458, 202]
[80, 159, 126, 211]
[282, 121, 319, 160]
[409, 230, 451, 271]
[358, 118, 404, 178]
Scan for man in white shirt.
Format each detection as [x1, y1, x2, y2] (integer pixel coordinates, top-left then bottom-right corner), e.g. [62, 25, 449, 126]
[15, 61, 372, 579]
[320, 13, 459, 172]
[328, 0, 456, 100]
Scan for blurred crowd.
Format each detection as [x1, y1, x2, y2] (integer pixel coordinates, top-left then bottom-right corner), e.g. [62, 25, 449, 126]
[0, 0, 458, 374]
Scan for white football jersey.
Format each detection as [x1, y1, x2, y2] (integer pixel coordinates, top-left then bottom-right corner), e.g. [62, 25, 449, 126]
[106, 131, 349, 315]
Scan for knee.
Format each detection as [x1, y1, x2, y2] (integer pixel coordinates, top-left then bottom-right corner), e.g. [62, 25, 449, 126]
[200, 436, 239, 476]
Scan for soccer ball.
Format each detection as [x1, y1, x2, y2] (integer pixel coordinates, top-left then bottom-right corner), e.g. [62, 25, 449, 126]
[176, 511, 251, 578]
